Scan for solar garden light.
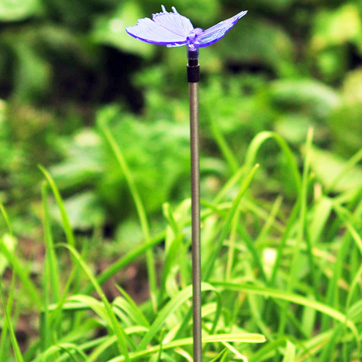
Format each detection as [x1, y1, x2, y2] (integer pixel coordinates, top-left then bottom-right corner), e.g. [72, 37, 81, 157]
[126, 6, 247, 361]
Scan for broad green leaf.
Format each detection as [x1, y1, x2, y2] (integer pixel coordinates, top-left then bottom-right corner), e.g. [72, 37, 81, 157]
[59, 192, 105, 230]
[328, 69, 362, 155]
[0, 0, 40, 21]
[342, 68, 362, 105]
[269, 79, 340, 121]
[329, 102, 362, 156]
[311, 4, 361, 51]
[217, 18, 294, 76]
[309, 146, 362, 192]
[274, 114, 312, 144]
[50, 129, 103, 190]
[12, 43, 51, 101]
[97, 112, 190, 215]
[92, 1, 153, 58]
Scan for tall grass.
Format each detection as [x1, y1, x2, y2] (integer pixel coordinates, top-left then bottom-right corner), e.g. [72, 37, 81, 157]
[1, 128, 361, 361]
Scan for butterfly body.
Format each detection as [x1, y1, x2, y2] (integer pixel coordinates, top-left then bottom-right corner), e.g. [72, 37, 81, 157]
[186, 28, 203, 46]
[126, 6, 247, 48]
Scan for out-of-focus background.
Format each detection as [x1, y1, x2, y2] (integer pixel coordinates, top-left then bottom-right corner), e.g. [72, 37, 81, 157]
[1, 0, 362, 242]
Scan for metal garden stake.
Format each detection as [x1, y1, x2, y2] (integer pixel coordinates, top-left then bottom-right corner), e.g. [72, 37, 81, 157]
[126, 7, 247, 361]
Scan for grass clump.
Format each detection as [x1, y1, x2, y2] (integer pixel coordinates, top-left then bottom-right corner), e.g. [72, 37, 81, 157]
[1, 127, 362, 362]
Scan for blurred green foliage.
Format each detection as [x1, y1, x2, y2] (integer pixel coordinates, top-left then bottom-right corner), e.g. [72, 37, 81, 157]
[0, 0, 362, 233]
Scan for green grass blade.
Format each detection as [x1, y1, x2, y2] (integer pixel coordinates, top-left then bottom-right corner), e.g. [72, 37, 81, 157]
[0, 280, 25, 362]
[203, 164, 259, 281]
[212, 281, 358, 334]
[333, 203, 362, 254]
[41, 182, 60, 303]
[43, 343, 87, 362]
[114, 285, 150, 328]
[248, 337, 288, 362]
[68, 294, 115, 327]
[237, 223, 268, 283]
[321, 200, 362, 330]
[318, 323, 344, 362]
[209, 290, 223, 335]
[255, 195, 283, 245]
[308, 196, 333, 245]
[268, 198, 300, 286]
[0, 240, 42, 309]
[33, 336, 109, 362]
[57, 243, 130, 361]
[327, 147, 362, 193]
[288, 128, 315, 293]
[41, 253, 51, 351]
[39, 165, 85, 329]
[83, 231, 164, 294]
[244, 131, 301, 193]
[281, 340, 296, 362]
[38, 165, 76, 248]
[100, 124, 157, 312]
[0, 200, 13, 235]
[0, 273, 15, 361]
[85, 336, 116, 362]
[209, 115, 239, 174]
[321, 235, 350, 330]
[99, 120, 151, 251]
[40, 181, 61, 350]
[246, 293, 273, 340]
[225, 204, 241, 281]
[346, 263, 362, 309]
[213, 166, 244, 204]
[158, 232, 185, 301]
[209, 348, 228, 362]
[137, 283, 216, 351]
[154, 329, 165, 362]
[163, 202, 180, 235]
[280, 129, 315, 336]
[110, 333, 266, 362]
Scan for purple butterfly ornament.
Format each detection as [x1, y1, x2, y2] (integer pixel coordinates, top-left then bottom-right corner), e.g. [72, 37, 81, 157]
[125, 5, 247, 49]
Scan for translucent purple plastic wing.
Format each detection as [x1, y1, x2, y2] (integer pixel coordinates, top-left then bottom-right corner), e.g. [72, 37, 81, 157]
[194, 10, 247, 47]
[125, 5, 193, 47]
[125, 6, 248, 48]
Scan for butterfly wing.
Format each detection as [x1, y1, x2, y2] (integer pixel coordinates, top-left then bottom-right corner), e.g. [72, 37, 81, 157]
[194, 10, 247, 47]
[153, 6, 194, 37]
[126, 6, 193, 47]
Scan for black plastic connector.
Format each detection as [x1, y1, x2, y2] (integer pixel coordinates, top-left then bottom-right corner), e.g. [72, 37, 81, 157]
[187, 47, 200, 83]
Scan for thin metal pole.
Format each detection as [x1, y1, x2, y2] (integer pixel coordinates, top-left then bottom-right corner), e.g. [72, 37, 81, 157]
[189, 81, 202, 362]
